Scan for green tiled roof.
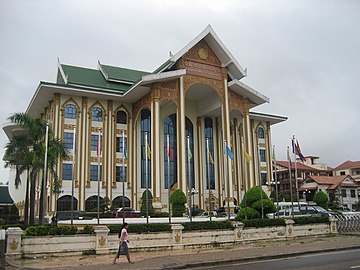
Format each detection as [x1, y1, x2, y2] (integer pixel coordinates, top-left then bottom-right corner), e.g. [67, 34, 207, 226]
[0, 186, 13, 204]
[100, 64, 150, 83]
[61, 64, 135, 93]
[153, 59, 173, 74]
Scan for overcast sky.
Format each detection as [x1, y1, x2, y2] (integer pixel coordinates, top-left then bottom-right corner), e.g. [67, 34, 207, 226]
[0, 0, 359, 184]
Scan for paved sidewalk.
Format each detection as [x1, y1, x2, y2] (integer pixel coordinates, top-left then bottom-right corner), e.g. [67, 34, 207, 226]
[5, 234, 360, 270]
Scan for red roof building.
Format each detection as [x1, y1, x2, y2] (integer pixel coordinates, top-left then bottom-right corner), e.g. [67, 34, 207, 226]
[333, 160, 360, 183]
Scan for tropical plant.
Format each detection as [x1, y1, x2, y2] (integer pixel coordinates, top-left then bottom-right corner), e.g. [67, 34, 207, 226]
[4, 113, 68, 225]
[313, 190, 329, 209]
[140, 190, 154, 216]
[170, 189, 187, 217]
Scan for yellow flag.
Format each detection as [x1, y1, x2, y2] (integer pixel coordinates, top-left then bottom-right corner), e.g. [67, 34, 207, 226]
[209, 151, 215, 165]
[244, 151, 252, 163]
[147, 144, 151, 159]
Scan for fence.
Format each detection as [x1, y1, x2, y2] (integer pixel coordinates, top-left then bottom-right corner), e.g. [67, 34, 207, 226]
[334, 213, 360, 232]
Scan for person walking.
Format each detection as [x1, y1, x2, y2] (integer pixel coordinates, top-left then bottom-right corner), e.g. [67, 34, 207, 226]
[113, 222, 134, 265]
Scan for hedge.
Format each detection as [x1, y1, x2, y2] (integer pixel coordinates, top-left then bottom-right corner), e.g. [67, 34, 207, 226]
[108, 223, 172, 234]
[182, 220, 233, 231]
[293, 216, 329, 225]
[240, 218, 286, 228]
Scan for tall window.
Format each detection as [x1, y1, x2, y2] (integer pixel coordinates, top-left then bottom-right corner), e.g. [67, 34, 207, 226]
[116, 137, 127, 153]
[63, 132, 74, 149]
[260, 149, 266, 162]
[91, 135, 102, 151]
[261, 172, 267, 185]
[350, 189, 356, 198]
[141, 109, 151, 188]
[92, 107, 102, 122]
[64, 104, 76, 119]
[117, 111, 127, 124]
[116, 166, 127, 182]
[62, 163, 73, 180]
[90, 165, 102, 181]
[341, 189, 347, 197]
[164, 114, 177, 189]
[204, 117, 215, 189]
[258, 127, 265, 139]
[186, 117, 194, 189]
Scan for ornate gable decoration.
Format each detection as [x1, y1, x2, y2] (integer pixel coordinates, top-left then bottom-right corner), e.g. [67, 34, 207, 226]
[181, 40, 223, 80]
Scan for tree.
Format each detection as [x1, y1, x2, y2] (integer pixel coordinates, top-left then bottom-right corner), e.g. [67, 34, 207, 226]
[239, 186, 276, 219]
[170, 189, 187, 217]
[5, 113, 68, 225]
[140, 190, 154, 216]
[313, 190, 329, 209]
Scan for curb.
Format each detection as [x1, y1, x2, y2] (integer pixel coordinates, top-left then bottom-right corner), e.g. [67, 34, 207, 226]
[160, 245, 360, 270]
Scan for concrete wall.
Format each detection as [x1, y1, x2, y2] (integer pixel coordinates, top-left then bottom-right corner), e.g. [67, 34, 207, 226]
[6, 219, 337, 258]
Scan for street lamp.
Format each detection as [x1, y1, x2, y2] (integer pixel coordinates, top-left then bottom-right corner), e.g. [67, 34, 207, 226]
[189, 188, 197, 222]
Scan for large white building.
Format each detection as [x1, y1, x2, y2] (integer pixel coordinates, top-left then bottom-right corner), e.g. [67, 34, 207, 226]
[4, 25, 286, 219]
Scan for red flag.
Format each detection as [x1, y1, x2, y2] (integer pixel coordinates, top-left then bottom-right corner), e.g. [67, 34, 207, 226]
[167, 146, 173, 160]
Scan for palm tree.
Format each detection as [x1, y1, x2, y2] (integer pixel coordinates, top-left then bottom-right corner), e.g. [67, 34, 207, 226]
[5, 113, 68, 225]
[4, 134, 33, 226]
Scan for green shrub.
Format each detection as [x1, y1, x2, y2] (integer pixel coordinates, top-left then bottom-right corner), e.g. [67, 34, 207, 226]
[170, 189, 187, 217]
[151, 212, 169, 218]
[78, 225, 95, 234]
[23, 225, 78, 236]
[313, 191, 329, 209]
[240, 186, 269, 207]
[240, 218, 286, 228]
[182, 220, 233, 231]
[293, 216, 329, 225]
[235, 207, 261, 220]
[251, 199, 276, 215]
[108, 223, 171, 234]
[140, 190, 155, 216]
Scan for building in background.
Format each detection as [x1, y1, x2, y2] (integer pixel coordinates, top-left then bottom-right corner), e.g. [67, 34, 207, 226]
[333, 160, 360, 184]
[3, 25, 287, 220]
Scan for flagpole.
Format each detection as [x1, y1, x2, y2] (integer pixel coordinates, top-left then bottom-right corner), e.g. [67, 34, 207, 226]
[292, 135, 300, 209]
[122, 130, 125, 224]
[187, 135, 192, 222]
[273, 145, 279, 218]
[97, 128, 101, 225]
[241, 137, 248, 220]
[256, 136, 264, 219]
[167, 134, 171, 224]
[71, 127, 76, 226]
[224, 140, 230, 221]
[145, 132, 149, 224]
[206, 138, 212, 221]
[287, 146, 294, 217]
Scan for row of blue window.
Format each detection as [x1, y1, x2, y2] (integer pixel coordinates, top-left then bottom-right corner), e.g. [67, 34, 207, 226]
[64, 104, 127, 124]
[62, 164, 127, 182]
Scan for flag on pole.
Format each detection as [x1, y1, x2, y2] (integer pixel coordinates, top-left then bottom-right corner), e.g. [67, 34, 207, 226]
[287, 146, 292, 166]
[291, 138, 305, 162]
[225, 145, 234, 160]
[123, 139, 127, 159]
[244, 151, 252, 163]
[188, 147, 192, 160]
[206, 143, 215, 164]
[147, 144, 151, 159]
[167, 146, 173, 160]
[97, 134, 102, 157]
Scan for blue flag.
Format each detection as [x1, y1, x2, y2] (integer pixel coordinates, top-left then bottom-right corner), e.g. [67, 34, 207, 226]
[124, 141, 127, 159]
[226, 145, 234, 160]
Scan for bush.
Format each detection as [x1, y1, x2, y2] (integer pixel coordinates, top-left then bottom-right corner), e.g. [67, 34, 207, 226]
[140, 190, 155, 216]
[170, 189, 187, 217]
[251, 199, 276, 215]
[23, 225, 78, 236]
[240, 218, 286, 228]
[151, 212, 169, 218]
[182, 220, 233, 231]
[313, 191, 329, 209]
[108, 223, 172, 234]
[235, 207, 261, 220]
[240, 186, 269, 207]
[293, 216, 329, 225]
[78, 225, 95, 234]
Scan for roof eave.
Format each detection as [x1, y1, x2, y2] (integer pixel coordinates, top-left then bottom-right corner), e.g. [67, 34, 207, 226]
[228, 80, 269, 108]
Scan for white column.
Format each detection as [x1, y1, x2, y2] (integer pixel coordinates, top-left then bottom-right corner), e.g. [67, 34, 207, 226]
[179, 76, 186, 193]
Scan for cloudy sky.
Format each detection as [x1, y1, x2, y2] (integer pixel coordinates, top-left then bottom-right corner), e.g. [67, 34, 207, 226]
[0, 0, 359, 184]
